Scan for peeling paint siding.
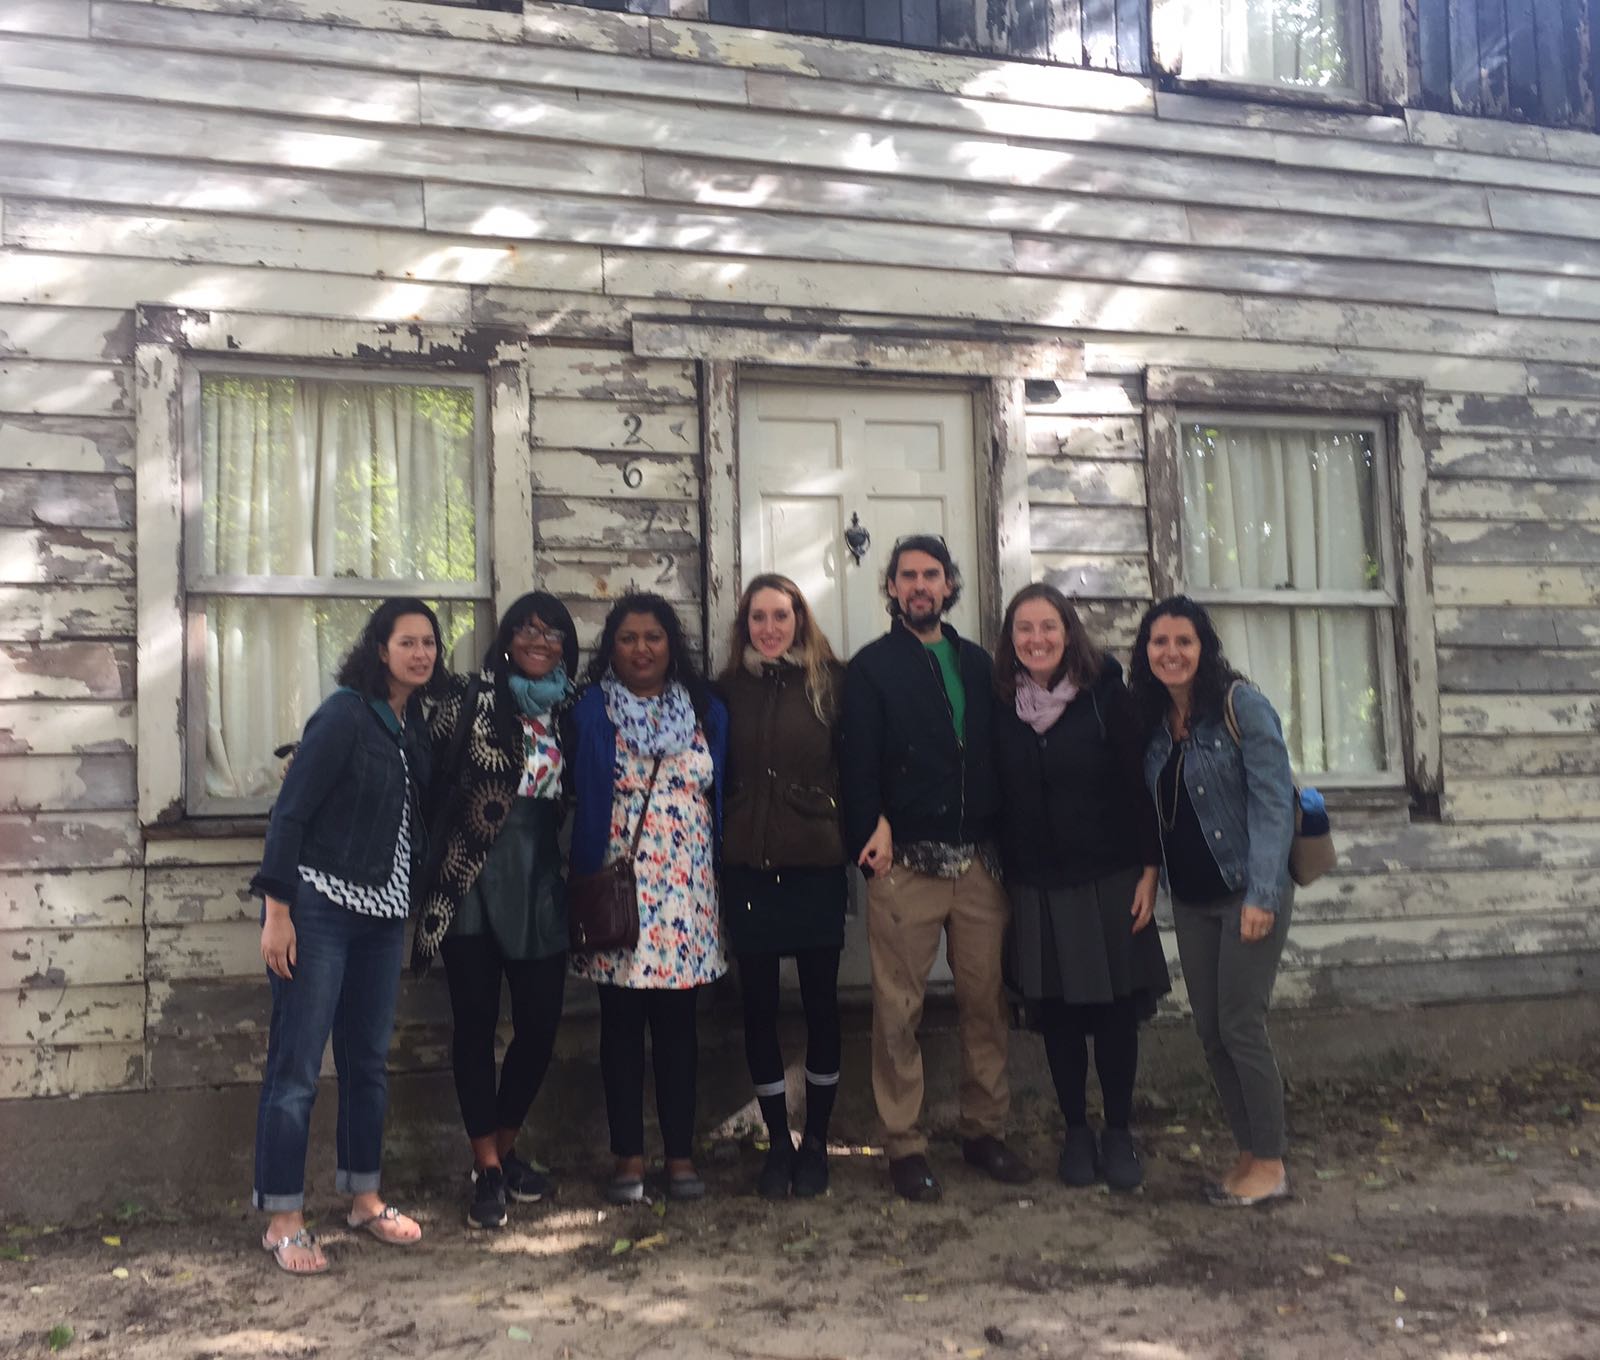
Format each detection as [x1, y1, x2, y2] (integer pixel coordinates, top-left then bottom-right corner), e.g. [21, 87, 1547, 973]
[6, 0, 1600, 1097]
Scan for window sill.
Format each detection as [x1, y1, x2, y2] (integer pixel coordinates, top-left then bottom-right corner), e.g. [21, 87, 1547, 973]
[1157, 72, 1381, 117]
[144, 816, 270, 841]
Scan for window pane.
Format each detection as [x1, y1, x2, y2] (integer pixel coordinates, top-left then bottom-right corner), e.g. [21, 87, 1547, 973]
[200, 596, 478, 801]
[1180, 422, 1380, 594]
[1162, 0, 1356, 90]
[199, 374, 479, 583]
[1211, 605, 1388, 775]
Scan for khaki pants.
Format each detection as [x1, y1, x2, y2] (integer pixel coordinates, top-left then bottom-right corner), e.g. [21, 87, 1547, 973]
[866, 859, 1011, 1159]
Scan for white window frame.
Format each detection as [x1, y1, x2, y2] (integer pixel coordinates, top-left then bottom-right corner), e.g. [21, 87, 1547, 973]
[181, 358, 492, 817]
[1151, 0, 1394, 108]
[1144, 369, 1440, 798]
[135, 309, 533, 829]
[1170, 409, 1401, 788]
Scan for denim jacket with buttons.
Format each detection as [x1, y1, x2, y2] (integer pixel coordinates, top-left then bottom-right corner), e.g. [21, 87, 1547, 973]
[251, 687, 430, 908]
[1142, 683, 1296, 912]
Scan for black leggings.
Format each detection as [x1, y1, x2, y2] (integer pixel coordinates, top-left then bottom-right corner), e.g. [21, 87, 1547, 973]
[1038, 996, 1140, 1129]
[738, 947, 842, 1091]
[597, 983, 699, 1160]
[440, 935, 566, 1141]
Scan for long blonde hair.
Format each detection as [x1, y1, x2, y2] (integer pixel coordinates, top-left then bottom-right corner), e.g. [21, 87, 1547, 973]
[721, 573, 840, 722]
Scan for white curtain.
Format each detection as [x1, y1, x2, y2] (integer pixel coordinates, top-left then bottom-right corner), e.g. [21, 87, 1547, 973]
[198, 376, 478, 800]
[1156, 0, 1354, 88]
[1180, 423, 1385, 776]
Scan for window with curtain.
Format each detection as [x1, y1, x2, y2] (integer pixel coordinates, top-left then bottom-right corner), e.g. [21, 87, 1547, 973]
[1177, 415, 1398, 781]
[1152, 0, 1365, 94]
[186, 368, 489, 814]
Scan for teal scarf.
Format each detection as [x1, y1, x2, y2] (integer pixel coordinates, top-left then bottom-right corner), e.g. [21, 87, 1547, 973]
[507, 667, 571, 717]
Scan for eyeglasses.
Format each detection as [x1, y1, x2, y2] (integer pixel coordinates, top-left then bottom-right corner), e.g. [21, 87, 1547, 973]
[512, 623, 566, 646]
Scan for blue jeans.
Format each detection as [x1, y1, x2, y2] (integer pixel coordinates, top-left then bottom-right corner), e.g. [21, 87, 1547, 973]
[252, 888, 406, 1212]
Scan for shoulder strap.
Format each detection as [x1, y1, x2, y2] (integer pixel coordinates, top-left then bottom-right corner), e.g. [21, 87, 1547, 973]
[1222, 681, 1243, 748]
[626, 756, 664, 857]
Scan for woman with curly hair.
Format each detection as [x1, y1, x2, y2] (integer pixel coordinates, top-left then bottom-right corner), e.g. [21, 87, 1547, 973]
[251, 598, 442, 1274]
[718, 574, 847, 1199]
[1129, 595, 1296, 1208]
[414, 591, 579, 1230]
[567, 593, 729, 1203]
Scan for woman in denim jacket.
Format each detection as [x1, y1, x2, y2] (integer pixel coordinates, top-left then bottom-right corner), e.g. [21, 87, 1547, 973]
[250, 597, 442, 1274]
[1130, 596, 1295, 1208]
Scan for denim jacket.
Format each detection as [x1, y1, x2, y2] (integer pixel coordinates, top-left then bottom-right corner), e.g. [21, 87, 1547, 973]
[251, 687, 431, 907]
[1143, 683, 1295, 912]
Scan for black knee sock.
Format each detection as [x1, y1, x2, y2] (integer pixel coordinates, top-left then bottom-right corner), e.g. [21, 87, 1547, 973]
[757, 1091, 791, 1148]
[803, 1073, 837, 1144]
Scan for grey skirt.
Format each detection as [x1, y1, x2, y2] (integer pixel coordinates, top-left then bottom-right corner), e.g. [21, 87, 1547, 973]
[1004, 865, 1172, 1022]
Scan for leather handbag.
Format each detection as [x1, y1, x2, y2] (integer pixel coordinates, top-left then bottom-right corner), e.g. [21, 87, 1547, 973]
[1223, 682, 1336, 888]
[567, 756, 662, 953]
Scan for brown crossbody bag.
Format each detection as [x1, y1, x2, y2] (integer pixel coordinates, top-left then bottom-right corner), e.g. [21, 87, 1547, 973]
[567, 756, 662, 953]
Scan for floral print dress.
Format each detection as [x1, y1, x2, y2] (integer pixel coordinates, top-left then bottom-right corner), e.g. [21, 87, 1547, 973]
[569, 728, 727, 990]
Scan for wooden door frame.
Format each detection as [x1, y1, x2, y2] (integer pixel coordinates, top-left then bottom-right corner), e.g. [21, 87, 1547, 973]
[631, 320, 1082, 665]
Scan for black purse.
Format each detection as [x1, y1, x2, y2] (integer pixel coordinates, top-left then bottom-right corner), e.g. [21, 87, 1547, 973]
[568, 756, 662, 952]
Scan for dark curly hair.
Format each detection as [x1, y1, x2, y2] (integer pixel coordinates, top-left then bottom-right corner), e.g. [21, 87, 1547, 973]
[586, 592, 712, 723]
[992, 583, 1103, 702]
[884, 534, 962, 619]
[488, 590, 579, 681]
[1128, 595, 1247, 739]
[334, 597, 447, 702]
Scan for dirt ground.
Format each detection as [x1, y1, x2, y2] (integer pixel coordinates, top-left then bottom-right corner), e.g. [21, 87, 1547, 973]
[5, 1060, 1600, 1360]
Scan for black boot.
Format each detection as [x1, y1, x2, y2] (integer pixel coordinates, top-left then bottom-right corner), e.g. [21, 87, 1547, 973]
[791, 1134, 829, 1198]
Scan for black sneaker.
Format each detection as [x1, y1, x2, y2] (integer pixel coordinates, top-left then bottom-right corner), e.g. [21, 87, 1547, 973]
[757, 1138, 794, 1200]
[1099, 1128, 1144, 1192]
[468, 1165, 508, 1230]
[790, 1135, 829, 1199]
[1057, 1126, 1099, 1188]
[501, 1150, 553, 1204]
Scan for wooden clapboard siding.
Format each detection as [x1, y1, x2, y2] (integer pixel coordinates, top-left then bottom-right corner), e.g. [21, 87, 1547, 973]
[7, 0, 1600, 1100]
[1418, 0, 1600, 134]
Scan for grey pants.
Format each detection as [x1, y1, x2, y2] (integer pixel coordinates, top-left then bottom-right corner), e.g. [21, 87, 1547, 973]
[1172, 889, 1292, 1159]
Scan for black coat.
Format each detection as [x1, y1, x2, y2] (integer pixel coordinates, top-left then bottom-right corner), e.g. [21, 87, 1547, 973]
[839, 618, 1000, 858]
[992, 656, 1161, 888]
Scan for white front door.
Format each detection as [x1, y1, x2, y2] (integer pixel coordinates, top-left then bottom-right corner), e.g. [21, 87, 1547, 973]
[737, 381, 982, 660]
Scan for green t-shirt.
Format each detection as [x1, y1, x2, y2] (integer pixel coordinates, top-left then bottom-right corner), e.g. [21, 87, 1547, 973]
[924, 636, 966, 743]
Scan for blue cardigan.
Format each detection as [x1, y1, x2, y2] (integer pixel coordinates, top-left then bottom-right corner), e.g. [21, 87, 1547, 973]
[566, 683, 728, 876]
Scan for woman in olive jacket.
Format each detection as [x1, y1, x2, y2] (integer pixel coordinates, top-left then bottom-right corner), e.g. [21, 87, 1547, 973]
[719, 573, 847, 1200]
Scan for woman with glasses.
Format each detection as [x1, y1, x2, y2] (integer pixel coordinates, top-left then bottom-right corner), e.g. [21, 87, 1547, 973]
[414, 592, 580, 1230]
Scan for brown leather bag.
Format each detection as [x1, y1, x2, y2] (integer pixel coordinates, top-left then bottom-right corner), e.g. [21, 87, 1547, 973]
[567, 756, 661, 953]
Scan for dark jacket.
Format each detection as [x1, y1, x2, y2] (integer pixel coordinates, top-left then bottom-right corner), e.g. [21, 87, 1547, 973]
[251, 687, 431, 906]
[839, 618, 1000, 858]
[993, 656, 1161, 889]
[721, 657, 846, 870]
[412, 668, 569, 967]
[565, 684, 729, 877]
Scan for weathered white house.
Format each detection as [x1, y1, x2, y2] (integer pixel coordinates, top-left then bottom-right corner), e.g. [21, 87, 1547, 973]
[4, 0, 1600, 1122]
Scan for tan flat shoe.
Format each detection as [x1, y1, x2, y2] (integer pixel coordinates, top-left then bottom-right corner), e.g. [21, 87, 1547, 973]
[347, 1204, 421, 1245]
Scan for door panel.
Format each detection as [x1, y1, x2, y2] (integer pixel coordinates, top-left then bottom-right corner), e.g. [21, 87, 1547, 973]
[739, 381, 980, 660]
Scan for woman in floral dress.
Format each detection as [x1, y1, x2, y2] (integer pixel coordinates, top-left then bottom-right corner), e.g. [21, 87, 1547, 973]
[567, 593, 728, 1202]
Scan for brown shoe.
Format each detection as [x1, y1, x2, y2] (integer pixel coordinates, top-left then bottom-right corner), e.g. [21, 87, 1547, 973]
[889, 1154, 943, 1202]
[961, 1136, 1035, 1185]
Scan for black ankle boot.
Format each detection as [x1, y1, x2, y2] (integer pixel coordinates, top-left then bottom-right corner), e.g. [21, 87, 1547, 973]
[791, 1134, 829, 1198]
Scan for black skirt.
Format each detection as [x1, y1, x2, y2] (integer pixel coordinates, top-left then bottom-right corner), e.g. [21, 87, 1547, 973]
[722, 864, 847, 956]
[1004, 864, 1172, 1023]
